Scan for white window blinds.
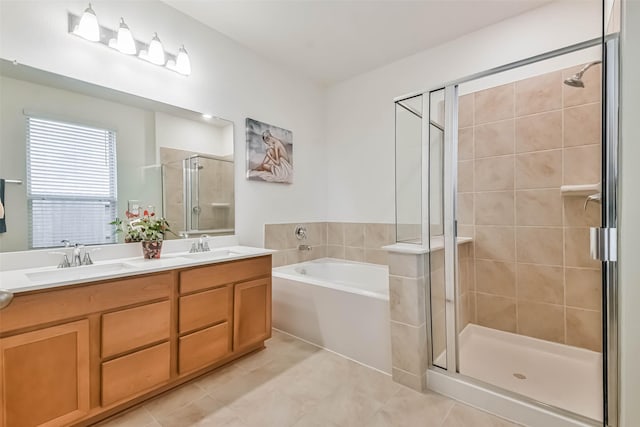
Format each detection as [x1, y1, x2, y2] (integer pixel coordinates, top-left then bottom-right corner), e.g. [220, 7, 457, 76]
[26, 116, 117, 248]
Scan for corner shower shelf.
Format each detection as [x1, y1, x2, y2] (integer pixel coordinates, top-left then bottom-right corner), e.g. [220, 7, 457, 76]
[560, 183, 600, 197]
[209, 203, 231, 208]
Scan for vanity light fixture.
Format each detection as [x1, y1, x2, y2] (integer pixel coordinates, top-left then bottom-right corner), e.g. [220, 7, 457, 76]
[167, 45, 191, 76]
[108, 18, 137, 55]
[69, 4, 191, 76]
[72, 3, 100, 42]
[140, 33, 166, 66]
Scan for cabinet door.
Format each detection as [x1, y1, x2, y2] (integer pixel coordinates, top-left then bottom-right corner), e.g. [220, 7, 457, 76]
[0, 320, 90, 427]
[233, 278, 272, 352]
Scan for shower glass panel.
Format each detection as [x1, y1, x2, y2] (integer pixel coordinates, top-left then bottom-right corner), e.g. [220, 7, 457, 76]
[428, 88, 448, 369]
[395, 95, 423, 244]
[451, 45, 605, 422]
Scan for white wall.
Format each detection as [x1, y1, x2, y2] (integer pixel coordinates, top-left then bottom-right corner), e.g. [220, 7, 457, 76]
[325, 0, 601, 223]
[619, 1, 640, 425]
[155, 111, 228, 158]
[0, 0, 327, 247]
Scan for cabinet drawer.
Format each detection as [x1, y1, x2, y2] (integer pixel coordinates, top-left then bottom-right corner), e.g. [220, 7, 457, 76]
[179, 256, 271, 294]
[0, 272, 172, 334]
[101, 342, 170, 406]
[179, 322, 230, 374]
[102, 301, 170, 358]
[179, 286, 231, 334]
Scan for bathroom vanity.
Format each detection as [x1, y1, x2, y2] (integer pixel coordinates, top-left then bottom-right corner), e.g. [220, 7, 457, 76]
[0, 251, 272, 427]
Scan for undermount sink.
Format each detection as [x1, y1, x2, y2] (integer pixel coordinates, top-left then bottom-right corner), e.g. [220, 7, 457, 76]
[26, 262, 136, 282]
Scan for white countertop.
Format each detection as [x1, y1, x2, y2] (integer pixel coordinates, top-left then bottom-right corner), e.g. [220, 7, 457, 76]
[0, 245, 272, 294]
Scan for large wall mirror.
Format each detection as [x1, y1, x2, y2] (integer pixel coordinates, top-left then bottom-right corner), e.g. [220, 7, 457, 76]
[0, 59, 234, 253]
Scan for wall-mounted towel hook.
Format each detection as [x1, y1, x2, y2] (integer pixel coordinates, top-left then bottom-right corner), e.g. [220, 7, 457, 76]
[584, 193, 601, 210]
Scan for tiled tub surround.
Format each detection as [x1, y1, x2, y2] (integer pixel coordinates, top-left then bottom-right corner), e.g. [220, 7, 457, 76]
[265, 222, 395, 267]
[457, 63, 602, 352]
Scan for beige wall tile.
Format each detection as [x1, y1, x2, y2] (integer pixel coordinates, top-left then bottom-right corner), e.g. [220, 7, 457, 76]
[475, 191, 514, 225]
[566, 268, 602, 310]
[285, 249, 301, 265]
[476, 293, 517, 333]
[515, 111, 562, 153]
[327, 245, 345, 259]
[566, 308, 602, 351]
[563, 196, 601, 227]
[457, 224, 475, 238]
[475, 226, 515, 261]
[515, 150, 562, 189]
[474, 120, 515, 158]
[517, 263, 564, 304]
[306, 222, 327, 246]
[344, 247, 365, 262]
[271, 250, 287, 267]
[457, 193, 474, 225]
[344, 223, 365, 247]
[564, 145, 601, 185]
[516, 227, 563, 265]
[388, 252, 426, 277]
[564, 103, 601, 147]
[563, 63, 601, 107]
[517, 300, 564, 343]
[475, 260, 516, 297]
[515, 189, 562, 226]
[391, 368, 426, 392]
[365, 249, 388, 265]
[458, 127, 474, 160]
[458, 94, 474, 128]
[565, 227, 599, 268]
[389, 276, 425, 326]
[474, 84, 514, 124]
[515, 71, 562, 116]
[265, 224, 295, 250]
[365, 223, 392, 248]
[458, 160, 474, 192]
[327, 222, 344, 245]
[475, 156, 514, 191]
[390, 321, 427, 375]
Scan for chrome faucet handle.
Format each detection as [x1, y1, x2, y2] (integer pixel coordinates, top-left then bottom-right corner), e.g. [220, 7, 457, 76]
[71, 243, 85, 267]
[82, 252, 93, 266]
[189, 242, 198, 253]
[200, 234, 210, 252]
[59, 254, 71, 268]
[61, 239, 71, 247]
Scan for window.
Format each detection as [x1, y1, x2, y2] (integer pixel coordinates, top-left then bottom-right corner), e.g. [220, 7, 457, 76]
[26, 116, 117, 248]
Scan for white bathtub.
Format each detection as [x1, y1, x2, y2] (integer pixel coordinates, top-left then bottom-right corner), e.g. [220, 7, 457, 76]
[272, 258, 391, 374]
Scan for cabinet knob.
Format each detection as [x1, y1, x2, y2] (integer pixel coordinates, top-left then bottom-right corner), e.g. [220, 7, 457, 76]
[0, 289, 13, 310]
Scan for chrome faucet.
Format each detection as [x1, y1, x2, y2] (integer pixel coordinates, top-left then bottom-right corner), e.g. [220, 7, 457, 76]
[56, 242, 92, 268]
[189, 235, 211, 253]
[298, 244, 312, 251]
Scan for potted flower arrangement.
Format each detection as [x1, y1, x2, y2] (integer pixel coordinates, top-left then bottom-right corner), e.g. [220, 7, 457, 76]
[111, 211, 172, 259]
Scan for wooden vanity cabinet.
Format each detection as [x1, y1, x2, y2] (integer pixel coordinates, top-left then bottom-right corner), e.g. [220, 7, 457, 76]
[0, 320, 90, 427]
[0, 254, 271, 427]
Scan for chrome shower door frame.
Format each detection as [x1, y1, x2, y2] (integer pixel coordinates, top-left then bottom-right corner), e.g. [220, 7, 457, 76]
[395, 35, 619, 426]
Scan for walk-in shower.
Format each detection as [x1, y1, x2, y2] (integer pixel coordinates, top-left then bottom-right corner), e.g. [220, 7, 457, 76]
[394, 37, 618, 427]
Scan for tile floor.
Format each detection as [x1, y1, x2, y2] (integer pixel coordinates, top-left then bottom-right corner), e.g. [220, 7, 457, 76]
[98, 330, 521, 427]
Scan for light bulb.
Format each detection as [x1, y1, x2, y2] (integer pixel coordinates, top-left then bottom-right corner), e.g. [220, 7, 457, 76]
[73, 3, 100, 42]
[115, 18, 136, 55]
[174, 45, 191, 75]
[143, 33, 166, 66]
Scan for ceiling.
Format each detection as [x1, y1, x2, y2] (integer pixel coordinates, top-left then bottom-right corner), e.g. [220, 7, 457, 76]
[165, 1, 551, 85]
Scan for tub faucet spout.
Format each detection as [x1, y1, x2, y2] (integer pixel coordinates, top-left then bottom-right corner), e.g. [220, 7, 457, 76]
[298, 244, 312, 251]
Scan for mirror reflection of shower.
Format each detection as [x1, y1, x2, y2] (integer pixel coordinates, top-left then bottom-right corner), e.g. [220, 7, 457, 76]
[161, 149, 235, 238]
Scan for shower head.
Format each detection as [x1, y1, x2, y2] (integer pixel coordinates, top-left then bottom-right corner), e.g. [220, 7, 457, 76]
[563, 76, 585, 88]
[563, 61, 601, 88]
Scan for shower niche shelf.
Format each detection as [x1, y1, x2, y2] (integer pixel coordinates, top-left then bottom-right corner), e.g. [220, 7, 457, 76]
[560, 183, 600, 197]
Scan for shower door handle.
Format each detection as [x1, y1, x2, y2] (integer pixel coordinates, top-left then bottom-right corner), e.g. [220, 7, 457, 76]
[590, 227, 617, 262]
